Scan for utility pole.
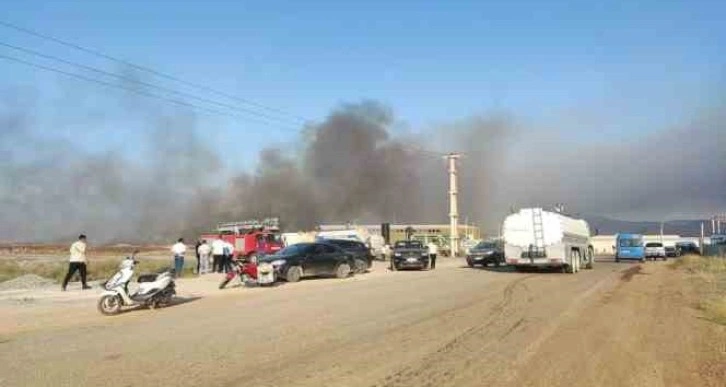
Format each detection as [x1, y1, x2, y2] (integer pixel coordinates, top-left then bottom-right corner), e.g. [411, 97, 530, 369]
[446, 153, 461, 257]
[701, 222, 705, 255]
[712, 218, 716, 235]
[660, 221, 664, 243]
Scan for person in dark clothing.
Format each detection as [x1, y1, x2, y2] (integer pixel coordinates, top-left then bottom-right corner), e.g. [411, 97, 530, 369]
[62, 234, 91, 291]
[195, 239, 202, 274]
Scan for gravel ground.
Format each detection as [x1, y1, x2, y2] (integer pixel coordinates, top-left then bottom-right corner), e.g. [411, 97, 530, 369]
[0, 274, 56, 291]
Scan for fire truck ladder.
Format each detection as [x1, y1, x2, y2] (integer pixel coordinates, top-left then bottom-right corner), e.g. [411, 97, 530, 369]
[531, 208, 546, 258]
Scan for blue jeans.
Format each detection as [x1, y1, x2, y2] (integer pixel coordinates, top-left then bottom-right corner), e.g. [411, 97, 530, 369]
[174, 255, 184, 277]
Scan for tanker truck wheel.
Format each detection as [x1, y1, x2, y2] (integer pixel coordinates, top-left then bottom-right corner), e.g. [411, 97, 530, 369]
[566, 251, 577, 274]
[586, 247, 595, 269]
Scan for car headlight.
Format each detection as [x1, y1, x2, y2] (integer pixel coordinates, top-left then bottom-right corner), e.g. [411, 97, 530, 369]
[394, 252, 401, 257]
[421, 252, 428, 257]
[270, 259, 287, 267]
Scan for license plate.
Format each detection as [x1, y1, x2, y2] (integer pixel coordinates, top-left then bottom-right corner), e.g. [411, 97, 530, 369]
[406, 258, 418, 262]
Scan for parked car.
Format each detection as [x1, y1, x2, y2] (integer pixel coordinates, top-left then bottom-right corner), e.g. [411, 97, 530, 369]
[645, 242, 667, 260]
[322, 239, 374, 273]
[664, 246, 679, 258]
[675, 241, 700, 255]
[391, 240, 430, 270]
[466, 241, 504, 267]
[259, 242, 354, 282]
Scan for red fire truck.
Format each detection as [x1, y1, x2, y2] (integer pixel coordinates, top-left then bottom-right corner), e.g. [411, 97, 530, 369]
[200, 218, 284, 262]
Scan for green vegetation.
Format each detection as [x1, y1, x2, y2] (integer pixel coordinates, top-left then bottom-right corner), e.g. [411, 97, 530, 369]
[671, 255, 726, 326]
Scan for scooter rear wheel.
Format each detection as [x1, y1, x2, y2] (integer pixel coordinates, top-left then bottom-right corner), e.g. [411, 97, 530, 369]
[98, 294, 122, 316]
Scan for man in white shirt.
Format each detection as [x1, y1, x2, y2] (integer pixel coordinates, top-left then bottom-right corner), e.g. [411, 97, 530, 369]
[171, 238, 187, 277]
[62, 234, 91, 291]
[197, 240, 212, 275]
[211, 237, 226, 273]
[427, 242, 438, 270]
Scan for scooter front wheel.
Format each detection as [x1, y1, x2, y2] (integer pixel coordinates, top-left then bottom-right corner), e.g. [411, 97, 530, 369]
[98, 294, 122, 316]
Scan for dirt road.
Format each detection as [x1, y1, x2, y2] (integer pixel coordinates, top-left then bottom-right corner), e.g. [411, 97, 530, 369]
[1, 259, 724, 387]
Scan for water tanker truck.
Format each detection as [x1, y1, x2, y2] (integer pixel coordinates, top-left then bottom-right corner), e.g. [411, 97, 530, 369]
[502, 208, 594, 273]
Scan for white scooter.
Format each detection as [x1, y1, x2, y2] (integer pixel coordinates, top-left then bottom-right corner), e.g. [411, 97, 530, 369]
[98, 254, 176, 315]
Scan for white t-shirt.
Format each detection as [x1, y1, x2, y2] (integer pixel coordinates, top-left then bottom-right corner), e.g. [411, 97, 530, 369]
[69, 241, 87, 263]
[197, 243, 211, 256]
[427, 243, 438, 255]
[171, 242, 187, 256]
[211, 239, 226, 255]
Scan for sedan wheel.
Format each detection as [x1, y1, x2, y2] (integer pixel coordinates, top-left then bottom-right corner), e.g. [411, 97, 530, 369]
[354, 259, 367, 274]
[336, 263, 351, 279]
[286, 266, 302, 283]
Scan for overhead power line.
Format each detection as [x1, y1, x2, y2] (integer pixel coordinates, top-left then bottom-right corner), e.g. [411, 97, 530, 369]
[0, 40, 302, 127]
[0, 19, 310, 124]
[0, 53, 301, 131]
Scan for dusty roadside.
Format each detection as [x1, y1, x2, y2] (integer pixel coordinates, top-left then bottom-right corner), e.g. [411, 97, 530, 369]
[507, 261, 726, 387]
[0, 259, 723, 387]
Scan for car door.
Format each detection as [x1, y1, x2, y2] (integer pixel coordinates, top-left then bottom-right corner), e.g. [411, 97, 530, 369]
[305, 244, 335, 275]
[298, 244, 322, 276]
[313, 244, 344, 275]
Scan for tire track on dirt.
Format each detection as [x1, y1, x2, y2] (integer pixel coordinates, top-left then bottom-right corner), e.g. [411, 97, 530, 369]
[375, 275, 535, 387]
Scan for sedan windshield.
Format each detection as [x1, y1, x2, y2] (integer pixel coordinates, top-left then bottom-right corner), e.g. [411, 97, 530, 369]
[474, 242, 497, 249]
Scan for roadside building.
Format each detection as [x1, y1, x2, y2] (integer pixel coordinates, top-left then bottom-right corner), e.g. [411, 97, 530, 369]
[318, 223, 481, 245]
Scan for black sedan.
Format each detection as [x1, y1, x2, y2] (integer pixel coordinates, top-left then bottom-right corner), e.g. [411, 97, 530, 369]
[259, 243, 354, 282]
[466, 241, 504, 267]
[319, 239, 373, 273]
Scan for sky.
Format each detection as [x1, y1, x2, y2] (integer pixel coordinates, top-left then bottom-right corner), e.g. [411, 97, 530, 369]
[1, 0, 725, 236]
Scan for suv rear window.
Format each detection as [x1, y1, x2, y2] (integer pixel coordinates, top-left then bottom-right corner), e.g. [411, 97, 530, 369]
[327, 240, 365, 250]
[645, 243, 663, 247]
[394, 241, 423, 249]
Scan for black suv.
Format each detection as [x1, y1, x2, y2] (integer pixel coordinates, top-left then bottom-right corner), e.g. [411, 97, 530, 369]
[322, 239, 374, 273]
[675, 241, 700, 255]
[466, 241, 504, 267]
[259, 243, 355, 282]
[391, 240, 429, 270]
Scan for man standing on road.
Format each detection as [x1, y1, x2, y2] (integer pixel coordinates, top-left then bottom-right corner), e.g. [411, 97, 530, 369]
[222, 240, 235, 273]
[171, 238, 186, 278]
[194, 239, 202, 274]
[62, 234, 91, 291]
[197, 240, 211, 275]
[427, 241, 438, 270]
[211, 236, 226, 273]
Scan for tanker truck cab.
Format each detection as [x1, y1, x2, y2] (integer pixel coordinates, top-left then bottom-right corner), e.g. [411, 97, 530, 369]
[503, 208, 594, 273]
[615, 233, 645, 262]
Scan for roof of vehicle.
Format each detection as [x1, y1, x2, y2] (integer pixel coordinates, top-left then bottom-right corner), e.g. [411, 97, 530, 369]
[617, 233, 643, 238]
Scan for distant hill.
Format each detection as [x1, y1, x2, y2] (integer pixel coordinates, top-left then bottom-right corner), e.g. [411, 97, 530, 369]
[583, 215, 708, 237]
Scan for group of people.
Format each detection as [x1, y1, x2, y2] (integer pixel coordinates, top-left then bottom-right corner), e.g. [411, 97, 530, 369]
[60, 234, 241, 290]
[60, 234, 441, 290]
[172, 236, 236, 277]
